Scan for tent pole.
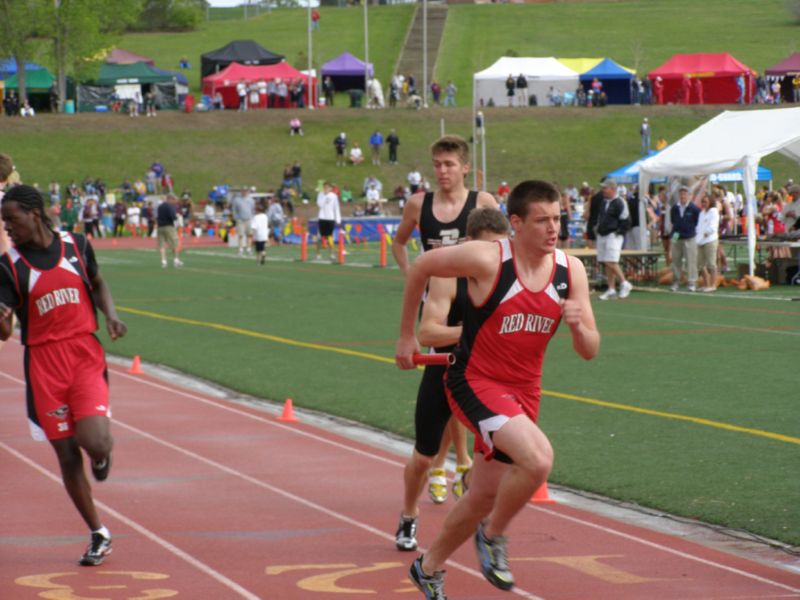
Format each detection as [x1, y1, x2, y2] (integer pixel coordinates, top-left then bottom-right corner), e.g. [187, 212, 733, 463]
[364, 0, 369, 97]
[307, 0, 314, 109]
[423, 0, 428, 108]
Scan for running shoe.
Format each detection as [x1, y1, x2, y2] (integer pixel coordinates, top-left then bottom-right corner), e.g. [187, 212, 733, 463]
[475, 522, 514, 591]
[395, 515, 418, 551]
[670, 282, 680, 292]
[409, 555, 447, 599]
[619, 280, 633, 299]
[161, 259, 167, 268]
[174, 258, 184, 267]
[91, 453, 112, 482]
[452, 466, 470, 500]
[598, 289, 617, 301]
[79, 531, 112, 566]
[428, 469, 448, 504]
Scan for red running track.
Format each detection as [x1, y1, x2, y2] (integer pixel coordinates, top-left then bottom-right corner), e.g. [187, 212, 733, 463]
[1, 338, 798, 599]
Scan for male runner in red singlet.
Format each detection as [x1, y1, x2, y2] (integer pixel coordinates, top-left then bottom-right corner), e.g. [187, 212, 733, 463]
[396, 180, 600, 598]
[0, 185, 127, 567]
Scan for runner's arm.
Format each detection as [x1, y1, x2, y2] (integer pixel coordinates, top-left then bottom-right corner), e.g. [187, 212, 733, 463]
[397, 241, 497, 369]
[391, 193, 423, 276]
[418, 277, 460, 348]
[561, 256, 600, 360]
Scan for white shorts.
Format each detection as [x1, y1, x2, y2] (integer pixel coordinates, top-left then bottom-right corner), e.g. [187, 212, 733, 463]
[597, 233, 624, 263]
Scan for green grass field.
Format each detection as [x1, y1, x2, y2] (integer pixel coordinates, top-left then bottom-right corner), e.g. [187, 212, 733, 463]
[95, 243, 800, 546]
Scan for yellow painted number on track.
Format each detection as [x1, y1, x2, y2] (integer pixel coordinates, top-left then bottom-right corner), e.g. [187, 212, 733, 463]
[15, 571, 178, 599]
[267, 562, 411, 594]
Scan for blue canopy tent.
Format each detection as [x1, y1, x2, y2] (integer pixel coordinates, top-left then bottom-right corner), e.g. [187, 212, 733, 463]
[579, 58, 635, 105]
[607, 150, 773, 185]
[0, 58, 46, 80]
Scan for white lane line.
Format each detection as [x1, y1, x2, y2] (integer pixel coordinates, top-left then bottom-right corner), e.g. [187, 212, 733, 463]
[0, 441, 261, 600]
[529, 505, 800, 594]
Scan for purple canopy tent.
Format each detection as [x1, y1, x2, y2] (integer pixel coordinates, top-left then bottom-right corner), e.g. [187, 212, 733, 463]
[764, 53, 800, 103]
[320, 51, 373, 92]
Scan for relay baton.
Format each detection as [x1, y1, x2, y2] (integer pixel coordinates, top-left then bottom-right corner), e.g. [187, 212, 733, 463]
[412, 353, 455, 366]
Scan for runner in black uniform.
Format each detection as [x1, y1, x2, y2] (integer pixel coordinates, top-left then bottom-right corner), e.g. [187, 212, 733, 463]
[393, 136, 498, 551]
[395, 207, 508, 553]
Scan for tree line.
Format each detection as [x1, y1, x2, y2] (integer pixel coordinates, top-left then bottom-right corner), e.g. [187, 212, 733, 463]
[0, 0, 207, 111]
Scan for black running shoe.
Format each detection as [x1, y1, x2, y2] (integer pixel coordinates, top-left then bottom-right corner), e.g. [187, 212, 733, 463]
[395, 515, 418, 551]
[475, 522, 514, 590]
[409, 555, 447, 599]
[79, 532, 112, 566]
[91, 453, 112, 482]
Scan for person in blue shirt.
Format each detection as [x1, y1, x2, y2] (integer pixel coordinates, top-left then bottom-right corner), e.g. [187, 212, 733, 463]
[369, 129, 384, 166]
[669, 185, 700, 292]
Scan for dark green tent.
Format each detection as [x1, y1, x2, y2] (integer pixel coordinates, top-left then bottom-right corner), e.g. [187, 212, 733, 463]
[96, 62, 174, 85]
[5, 68, 55, 90]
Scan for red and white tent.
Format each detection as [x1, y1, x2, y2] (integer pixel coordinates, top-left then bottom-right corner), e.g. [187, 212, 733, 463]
[202, 62, 315, 108]
[648, 53, 754, 105]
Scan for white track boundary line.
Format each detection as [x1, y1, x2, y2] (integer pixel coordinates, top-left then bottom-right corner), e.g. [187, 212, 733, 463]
[0, 440, 261, 600]
[606, 311, 800, 337]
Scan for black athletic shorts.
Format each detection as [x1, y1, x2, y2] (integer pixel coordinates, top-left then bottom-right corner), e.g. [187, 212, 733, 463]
[414, 364, 452, 457]
[318, 219, 335, 237]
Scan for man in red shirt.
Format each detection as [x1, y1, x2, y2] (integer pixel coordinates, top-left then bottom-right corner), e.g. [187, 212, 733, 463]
[0, 185, 127, 567]
[396, 180, 600, 597]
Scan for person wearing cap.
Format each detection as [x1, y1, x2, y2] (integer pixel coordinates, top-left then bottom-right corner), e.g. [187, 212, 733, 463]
[640, 118, 651, 156]
[780, 184, 800, 232]
[669, 185, 700, 292]
[595, 179, 633, 300]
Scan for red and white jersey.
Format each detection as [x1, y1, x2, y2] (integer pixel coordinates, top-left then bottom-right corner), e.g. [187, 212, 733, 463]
[3, 232, 97, 346]
[451, 239, 570, 392]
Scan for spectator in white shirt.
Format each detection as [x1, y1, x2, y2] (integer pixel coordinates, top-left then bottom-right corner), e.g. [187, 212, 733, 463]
[316, 182, 341, 260]
[348, 142, 365, 166]
[250, 201, 270, 265]
[696, 192, 720, 292]
[780, 185, 800, 232]
[407, 168, 422, 194]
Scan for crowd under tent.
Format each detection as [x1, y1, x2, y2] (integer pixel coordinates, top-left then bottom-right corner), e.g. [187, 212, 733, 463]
[320, 52, 373, 92]
[764, 52, 800, 103]
[201, 61, 315, 108]
[77, 61, 187, 112]
[201, 40, 284, 79]
[639, 107, 800, 273]
[648, 53, 755, 105]
[4, 67, 56, 112]
[579, 58, 636, 105]
[473, 57, 578, 107]
[607, 150, 773, 185]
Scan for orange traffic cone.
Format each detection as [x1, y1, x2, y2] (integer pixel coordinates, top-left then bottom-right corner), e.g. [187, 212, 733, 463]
[127, 355, 143, 375]
[531, 482, 557, 504]
[278, 398, 298, 422]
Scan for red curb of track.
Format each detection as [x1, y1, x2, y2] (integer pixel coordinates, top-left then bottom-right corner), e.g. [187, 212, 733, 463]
[1, 341, 798, 599]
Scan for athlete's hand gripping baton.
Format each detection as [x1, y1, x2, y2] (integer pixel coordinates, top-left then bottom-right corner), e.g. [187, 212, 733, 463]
[412, 353, 455, 366]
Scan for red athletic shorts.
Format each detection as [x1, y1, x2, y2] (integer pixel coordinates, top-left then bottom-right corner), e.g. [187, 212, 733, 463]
[445, 374, 540, 463]
[26, 334, 109, 441]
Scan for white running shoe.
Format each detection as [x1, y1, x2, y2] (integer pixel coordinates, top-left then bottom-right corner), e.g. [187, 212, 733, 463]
[174, 259, 184, 268]
[428, 469, 448, 504]
[619, 280, 633, 299]
[598, 289, 617, 301]
[670, 282, 680, 292]
[687, 285, 697, 292]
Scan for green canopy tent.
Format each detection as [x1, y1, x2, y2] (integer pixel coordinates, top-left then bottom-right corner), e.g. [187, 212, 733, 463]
[78, 62, 186, 112]
[5, 68, 56, 112]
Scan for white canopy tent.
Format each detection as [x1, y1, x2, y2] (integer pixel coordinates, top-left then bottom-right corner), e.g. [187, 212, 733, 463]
[473, 57, 578, 107]
[639, 107, 800, 274]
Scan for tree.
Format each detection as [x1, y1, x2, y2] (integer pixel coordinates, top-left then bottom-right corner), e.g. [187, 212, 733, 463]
[41, 0, 141, 112]
[135, 0, 203, 32]
[0, 0, 39, 107]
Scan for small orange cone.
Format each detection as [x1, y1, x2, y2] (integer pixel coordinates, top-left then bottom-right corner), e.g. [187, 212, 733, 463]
[278, 398, 298, 422]
[531, 482, 556, 504]
[127, 355, 143, 375]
